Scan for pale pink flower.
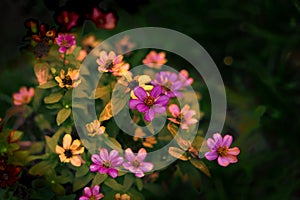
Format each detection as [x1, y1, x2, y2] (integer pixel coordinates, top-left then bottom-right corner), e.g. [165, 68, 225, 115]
[179, 69, 194, 87]
[142, 51, 167, 68]
[13, 87, 34, 106]
[205, 133, 240, 167]
[168, 104, 198, 130]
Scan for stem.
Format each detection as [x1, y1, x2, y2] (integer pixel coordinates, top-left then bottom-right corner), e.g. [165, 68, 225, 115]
[63, 52, 67, 67]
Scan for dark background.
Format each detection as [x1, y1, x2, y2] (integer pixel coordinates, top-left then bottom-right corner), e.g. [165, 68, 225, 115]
[0, 0, 299, 199]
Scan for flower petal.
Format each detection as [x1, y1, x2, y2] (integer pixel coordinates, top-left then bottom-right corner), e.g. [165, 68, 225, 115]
[134, 87, 147, 101]
[91, 154, 102, 164]
[108, 168, 118, 178]
[144, 108, 155, 122]
[217, 156, 230, 167]
[227, 147, 240, 156]
[222, 135, 233, 147]
[136, 148, 147, 162]
[109, 150, 119, 160]
[155, 95, 169, 106]
[99, 148, 109, 161]
[150, 86, 162, 98]
[111, 157, 124, 167]
[137, 104, 149, 113]
[63, 134, 72, 150]
[91, 185, 100, 196]
[83, 187, 92, 197]
[79, 197, 89, 200]
[152, 105, 166, 114]
[168, 104, 180, 117]
[55, 145, 65, 154]
[125, 148, 135, 162]
[129, 99, 143, 110]
[70, 155, 82, 167]
[90, 164, 101, 172]
[140, 162, 153, 172]
[213, 133, 223, 147]
[204, 151, 218, 161]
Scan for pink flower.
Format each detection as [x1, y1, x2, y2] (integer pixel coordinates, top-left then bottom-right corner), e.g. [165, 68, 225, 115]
[90, 148, 124, 178]
[55, 34, 76, 53]
[168, 104, 198, 130]
[57, 11, 79, 31]
[12, 87, 34, 106]
[142, 51, 167, 68]
[123, 148, 154, 178]
[204, 133, 240, 167]
[79, 185, 104, 200]
[129, 86, 169, 122]
[87, 7, 118, 30]
[179, 69, 193, 87]
[97, 51, 129, 76]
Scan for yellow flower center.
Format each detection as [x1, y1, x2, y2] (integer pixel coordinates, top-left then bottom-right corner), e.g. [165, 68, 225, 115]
[144, 96, 155, 107]
[217, 146, 228, 156]
[89, 196, 96, 200]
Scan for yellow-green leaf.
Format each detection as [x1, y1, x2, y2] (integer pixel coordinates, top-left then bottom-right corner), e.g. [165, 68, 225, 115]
[190, 158, 211, 177]
[44, 92, 64, 104]
[73, 173, 94, 192]
[38, 80, 57, 89]
[94, 86, 111, 100]
[92, 173, 108, 186]
[99, 102, 113, 122]
[56, 108, 71, 126]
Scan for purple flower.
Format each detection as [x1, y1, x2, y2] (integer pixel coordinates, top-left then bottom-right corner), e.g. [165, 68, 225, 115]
[204, 133, 240, 167]
[90, 148, 124, 178]
[168, 104, 198, 130]
[129, 86, 169, 122]
[55, 33, 76, 53]
[123, 148, 154, 178]
[79, 185, 104, 200]
[151, 71, 184, 98]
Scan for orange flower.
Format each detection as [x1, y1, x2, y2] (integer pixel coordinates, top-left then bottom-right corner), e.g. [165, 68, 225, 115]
[55, 68, 81, 89]
[142, 51, 167, 69]
[55, 134, 84, 167]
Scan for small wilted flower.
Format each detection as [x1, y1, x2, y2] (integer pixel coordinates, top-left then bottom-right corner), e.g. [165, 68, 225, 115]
[118, 72, 151, 94]
[129, 86, 169, 122]
[79, 185, 104, 200]
[90, 148, 124, 178]
[115, 193, 131, 200]
[85, 120, 105, 136]
[168, 104, 198, 130]
[12, 86, 35, 106]
[97, 51, 129, 76]
[123, 148, 154, 178]
[152, 71, 184, 98]
[55, 134, 85, 167]
[55, 68, 80, 89]
[0, 165, 21, 188]
[55, 33, 76, 53]
[87, 7, 118, 30]
[133, 127, 157, 148]
[205, 133, 240, 167]
[115, 35, 135, 54]
[142, 51, 167, 68]
[56, 11, 79, 32]
[34, 63, 51, 85]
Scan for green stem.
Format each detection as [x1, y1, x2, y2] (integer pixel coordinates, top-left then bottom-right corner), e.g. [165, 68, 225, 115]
[63, 52, 67, 67]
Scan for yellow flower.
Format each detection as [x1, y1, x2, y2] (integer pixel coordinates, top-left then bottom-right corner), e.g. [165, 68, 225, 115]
[55, 68, 81, 89]
[55, 134, 84, 167]
[114, 193, 131, 200]
[85, 120, 106, 136]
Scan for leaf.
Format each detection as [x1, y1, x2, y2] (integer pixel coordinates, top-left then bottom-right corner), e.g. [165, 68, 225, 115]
[168, 147, 188, 161]
[127, 188, 145, 200]
[94, 86, 111, 100]
[105, 137, 122, 150]
[73, 173, 94, 192]
[56, 108, 71, 126]
[28, 142, 45, 154]
[190, 158, 211, 177]
[9, 130, 23, 142]
[44, 92, 63, 104]
[51, 182, 65, 195]
[38, 80, 57, 89]
[123, 174, 134, 191]
[99, 102, 113, 122]
[34, 114, 51, 130]
[104, 178, 125, 192]
[45, 127, 65, 153]
[56, 169, 74, 184]
[167, 123, 178, 137]
[29, 161, 53, 176]
[75, 164, 90, 178]
[135, 177, 143, 191]
[111, 97, 128, 115]
[92, 173, 108, 186]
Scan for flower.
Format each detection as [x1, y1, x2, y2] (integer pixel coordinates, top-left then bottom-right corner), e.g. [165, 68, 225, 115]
[86, 120, 106, 136]
[57, 11, 79, 31]
[152, 71, 184, 98]
[123, 148, 154, 178]
[97, 51, 129, 76]
[142, 51, 167, 68]
[118, 72, 151, 94]
[0, 165, 21, 188]
[87, 7, 118, 30]
[90, 148, 124, 178]
[115, 35, 135, 54]
[133, 127, 157, 148]
[79, 185, 104, 200]
[34, 63, 51, 85]
[13, 86, 35, 106]
[178, 69, 193, 87]
[55, 33, 76, 53]
[55, 134, 85, 167]
[204, 133, 240, 167]
[115, 193, 131, 200]
[55, 68, 80, 89]
[168, 104, 198, 130]
[81, 35, 101, 53]
[129, 86, 169, 122]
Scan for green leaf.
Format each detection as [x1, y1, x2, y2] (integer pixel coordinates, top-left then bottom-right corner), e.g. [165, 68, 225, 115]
[35, 114, 51, 130]
[38, 80, 58, 89]
[135, 177, 143, 191]
[45, 127, 65, 153]
[127, 188, 145, 200]
[56, 108, 71, 126]
[51, 182, 65, 195]
[104, 178, 125, 192]
[29, 160, 53, 176]
[105, 137, 122, 150]
[56, 169, 74, 184]
[123, 174, 134, 191]
[9, 130, 23, 142]
[73, 173, 94, 191]
[44, 92, 64, 104]
[28, 142, 45, 154]
[75, 164, 90, 178]
[94, 86, 111, 100]
[92, 173, 108, 186]
[190, 158, 211, 177]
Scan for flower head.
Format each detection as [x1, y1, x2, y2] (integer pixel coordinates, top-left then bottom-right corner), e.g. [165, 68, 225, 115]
[123, 148, 154, 178]
[55, 68, 80, 89]
[97, 51, 129, 76]
[115, 193, 131, 200]
[13, 86, 35, 106]
[88, 7, 118, 30]
[142, 51, 167, 68]
[55, 33, 76, 53]
[204, 133, 240, 167]
[34, 63, 51, 85]
[168, 104, 198, 130]
[115, 35, 135, 54]
[0, 165, 21, 188]
[133, 127, 157, 148]
[118, 72, 151, 94]
[179, 69, 193, 87]
[55, 134, 85, 167]
[79, 185, 104, 200]
[57, 11, 79, 31]
[152, 71, 184, 98]
[129, 86, 169, 122]
[86, 120, 106, 136]
[90, 148, 124, 178]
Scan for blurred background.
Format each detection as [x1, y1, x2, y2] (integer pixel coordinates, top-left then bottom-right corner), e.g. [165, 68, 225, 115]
[0, 0, 299, 199]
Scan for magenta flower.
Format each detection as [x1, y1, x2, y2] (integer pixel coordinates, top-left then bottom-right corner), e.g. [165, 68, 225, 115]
[168, 104, 198, 130]
[90, 148, 124, 178]
[151, 71, 184, 98]
[57, 11, 79, 31]
[87, 7, 118, 30]
[204, 133, 240, 167]
[129, 86, 169, 122]
[55, 34, 76, 53]
[79, 185, 104, 200]
[123, 148, 154, 178]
